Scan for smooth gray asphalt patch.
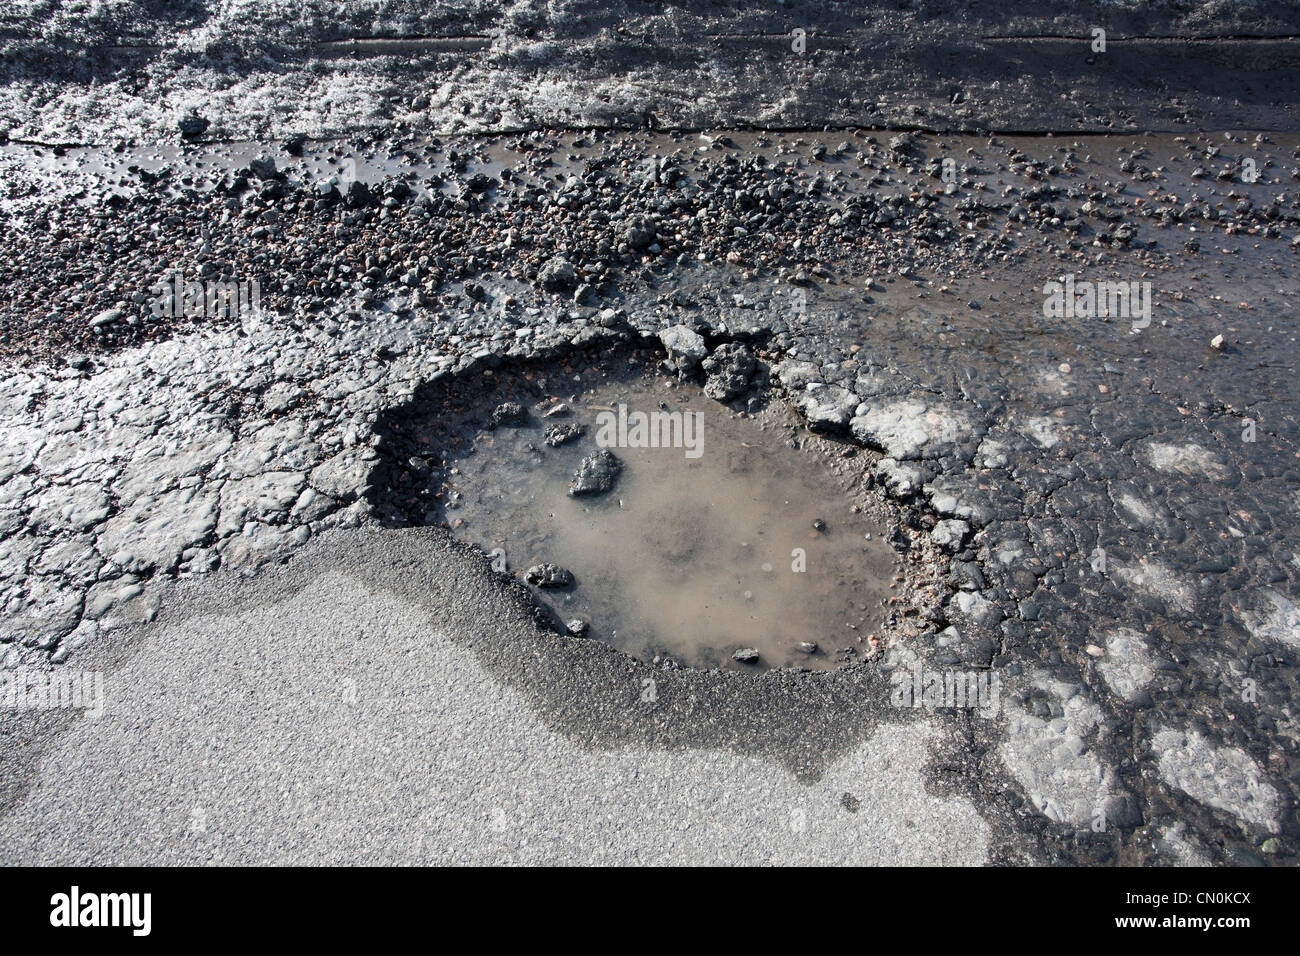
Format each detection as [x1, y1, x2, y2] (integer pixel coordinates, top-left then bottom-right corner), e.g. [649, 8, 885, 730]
[0, 527, 989, 865]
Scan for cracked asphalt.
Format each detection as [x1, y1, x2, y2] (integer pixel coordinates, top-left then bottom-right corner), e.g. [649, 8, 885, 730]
[2, 1, 1299, 867]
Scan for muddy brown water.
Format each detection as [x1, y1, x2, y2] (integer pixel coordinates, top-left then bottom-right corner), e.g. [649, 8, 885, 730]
[434, 370, 897, 671]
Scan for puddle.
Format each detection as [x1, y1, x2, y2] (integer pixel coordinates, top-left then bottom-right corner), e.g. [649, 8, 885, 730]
[385, 352, 898, 671]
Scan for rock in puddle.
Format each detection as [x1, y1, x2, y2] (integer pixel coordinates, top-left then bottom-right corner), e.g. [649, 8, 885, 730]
[525, 563, 574, 588]
[544, 423, 586, 447]
[568, 449, 622, 496]
[488, 402, 527, 428]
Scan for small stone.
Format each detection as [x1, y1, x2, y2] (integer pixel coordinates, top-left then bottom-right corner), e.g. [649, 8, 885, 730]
[1211, 333, 1226, 350]
[344, 180, 375, 208]
[566, 619, 589, 637]
[247, 153, 278, 180]
[930, 518, 970, 552]
[1101, 792, 1144, 829]
[489, 402, 527, 428]
[623, 218, 656, 250]
[732, 647, 760, 664]
[525, 563, 573, 588]
[178, 111, 209, 139]
[569, 449, 622, 496]
[544, 423, 585, 447]
[888, 133, 914, 153]
[659, 325, 708, 371]
[797, 641, 818, 654]
[701, 341, 756, 400]
[538, 256, 578, 292]
[812, 518, 827, 532]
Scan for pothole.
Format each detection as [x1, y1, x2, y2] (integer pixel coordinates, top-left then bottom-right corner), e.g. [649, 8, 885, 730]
[374, 346, 923, 671]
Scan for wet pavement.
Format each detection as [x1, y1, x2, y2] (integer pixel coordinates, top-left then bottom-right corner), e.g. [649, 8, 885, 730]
[395, 357, 902, 671]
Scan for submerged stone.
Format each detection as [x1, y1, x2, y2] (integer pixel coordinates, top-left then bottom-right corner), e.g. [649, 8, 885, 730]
[568, 449, 622, 496]
[424, 369, 897, 671]
[525, 563, 574, 588]
[544, 422, 586, 447]
[489, 402, 528, 428]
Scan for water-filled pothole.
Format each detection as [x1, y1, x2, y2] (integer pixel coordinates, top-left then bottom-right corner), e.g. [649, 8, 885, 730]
[377, 350, 901, 671]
